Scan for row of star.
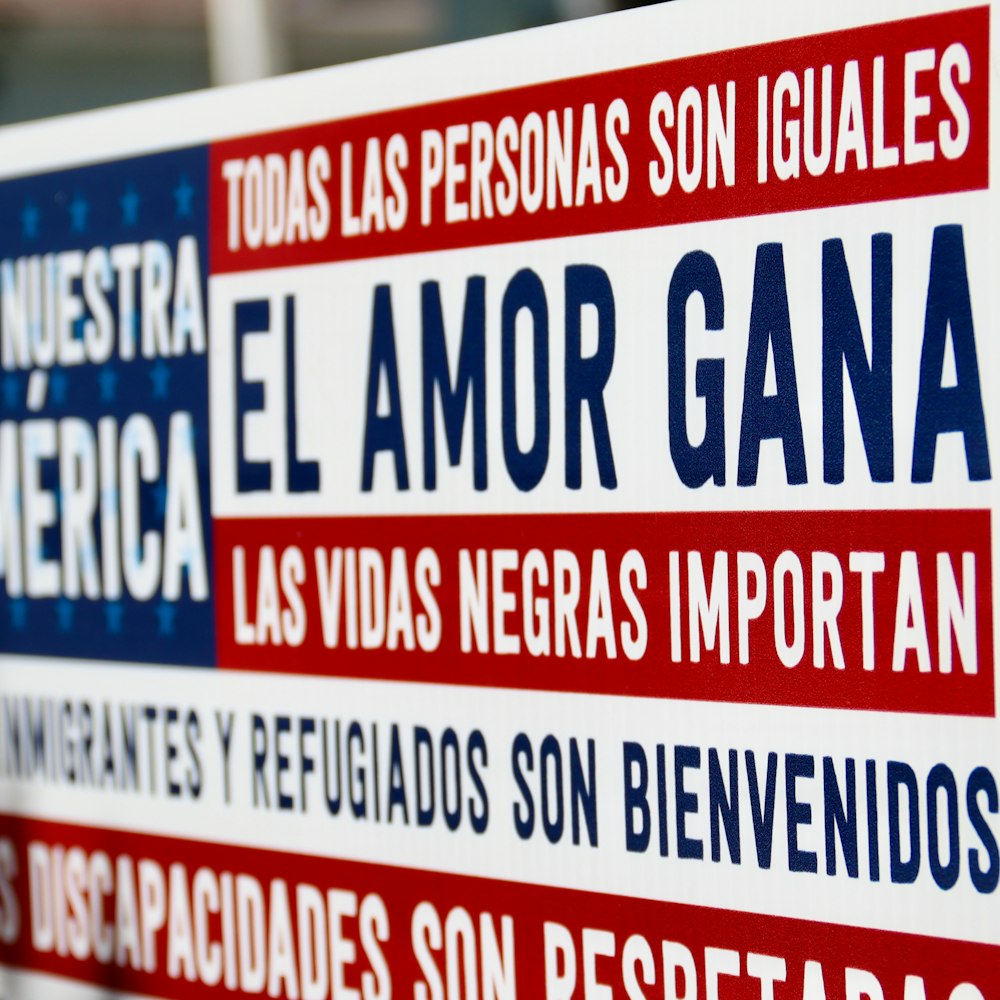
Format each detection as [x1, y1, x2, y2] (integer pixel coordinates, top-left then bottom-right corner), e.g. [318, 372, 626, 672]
[1, 359, 178, 408]
[6, 596, 183, 636]
[17, 174, 197, 240]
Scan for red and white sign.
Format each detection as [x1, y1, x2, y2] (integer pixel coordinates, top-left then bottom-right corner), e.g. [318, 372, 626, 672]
[0, 1, 997, 997]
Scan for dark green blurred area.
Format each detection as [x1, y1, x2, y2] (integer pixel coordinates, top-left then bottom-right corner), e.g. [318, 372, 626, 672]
[0, 0, 663, 126]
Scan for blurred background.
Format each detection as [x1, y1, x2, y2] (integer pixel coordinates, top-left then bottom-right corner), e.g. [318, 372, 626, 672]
[0, 0, 662, 125]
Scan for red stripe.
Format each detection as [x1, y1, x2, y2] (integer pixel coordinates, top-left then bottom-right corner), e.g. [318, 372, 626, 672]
[209, 7, 989, 274]
[212, 509, 994, 716]
[2, 815, 996, 999]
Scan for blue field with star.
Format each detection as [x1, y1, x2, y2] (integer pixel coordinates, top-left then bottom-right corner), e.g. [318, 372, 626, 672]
[0, 146, 215, 667]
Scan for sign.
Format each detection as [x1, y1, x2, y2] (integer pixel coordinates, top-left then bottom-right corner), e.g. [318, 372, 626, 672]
[1, 0, 998, 996]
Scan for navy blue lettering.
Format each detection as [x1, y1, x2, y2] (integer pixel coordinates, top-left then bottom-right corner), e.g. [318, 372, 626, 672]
[785, 753, 818, 873]
[624, 741, 650, 853]
[251, 713, 268, 808]
[284, 297, 320, 493]
[235, 300, 271, 493]
[912, 225, 990, 483]
[738, 244, 807, 486]
[657, 744, 669, 857]
[298, 717, 315, 813]
[185, 710, 201, 799]
[709, 747, 740, 864]
[570, 738, 598, 847]
[421, 277, 487, 491]
[323, 720, 343, 815]
[866, 758, 880, 881]
[888, 760, 921, 883]
[565, 264, 617, 489]
[362, 285, 409, 491]
[387, 724, 409, 824]
[502, 269, 550, 491]
[441, 728, 462, 832]
[675, 744, 703, 860]
[668, 250, 725, 487]
[414, 726, 435, 827]
[966, 766, 998, 894]
[348, 721, 366, 819]
[468, 730, 489, 834]
[822, 235, 893, 484]
[275, 715, 292, 811]
[165, 707, 181, 798]
[371, 723, 380, 823]
[746, 750, 778, 869]
[541, 734, 564, 844]
[927, 763, 960, 889]
[823, 756, 858, 878]
[512, 732, 534, 840]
